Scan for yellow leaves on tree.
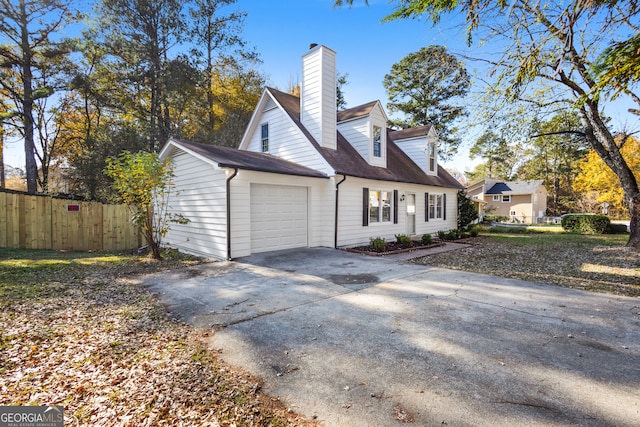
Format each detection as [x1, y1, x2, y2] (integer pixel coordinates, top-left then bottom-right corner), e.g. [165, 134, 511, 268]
[103, 151, 182, 260]
[574, 137, 640, 214]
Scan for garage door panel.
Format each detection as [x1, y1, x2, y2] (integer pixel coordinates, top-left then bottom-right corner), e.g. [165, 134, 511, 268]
[250, 184, 308, 253]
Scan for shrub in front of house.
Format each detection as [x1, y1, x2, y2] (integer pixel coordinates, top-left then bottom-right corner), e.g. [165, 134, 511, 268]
[444, 230, 459, 240]
[561, 214, 611, 234]
[369, 237, 387, 252]
[437, 230, 446, 240]
[457, 189, 478, 231]
[395, 234, 412, 247]
[421, 233, 433, 245]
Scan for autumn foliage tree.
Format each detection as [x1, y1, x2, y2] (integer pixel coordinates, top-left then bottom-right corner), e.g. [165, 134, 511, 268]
[574, 137, 640, 218]
[104, 151, 188, 260]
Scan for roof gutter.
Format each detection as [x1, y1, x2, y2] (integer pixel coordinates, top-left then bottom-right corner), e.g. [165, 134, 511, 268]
[334, 174, 347, 248]
[226, 167, 239, 260]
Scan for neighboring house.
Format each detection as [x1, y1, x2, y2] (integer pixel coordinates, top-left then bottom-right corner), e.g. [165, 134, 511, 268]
[466, 178, 548, 224]
[159, 44, 462, 260]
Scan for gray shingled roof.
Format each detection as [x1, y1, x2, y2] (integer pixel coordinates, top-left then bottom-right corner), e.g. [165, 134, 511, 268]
[169, 139, 328, 179]
[268, 88, 462, 189]
[485, 180, 544, 195]
[337, 101, 378, 122]
[166, 89, 463, 190]
[389, 125, 434, 140]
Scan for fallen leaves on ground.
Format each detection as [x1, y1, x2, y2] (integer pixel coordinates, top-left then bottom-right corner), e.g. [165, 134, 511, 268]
[0, 250, 315, 426]
[412, 234, 640, 297]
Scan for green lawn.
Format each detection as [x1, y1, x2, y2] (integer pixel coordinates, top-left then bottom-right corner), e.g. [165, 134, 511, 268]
[413, 230, 640, 297]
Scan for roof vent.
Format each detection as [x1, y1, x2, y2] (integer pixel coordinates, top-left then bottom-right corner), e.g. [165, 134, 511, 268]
[309, 43, 318, 49]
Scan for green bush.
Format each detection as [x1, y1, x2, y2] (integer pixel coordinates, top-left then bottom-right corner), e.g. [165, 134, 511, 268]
[421, 233, 433, 245]
[457, 190, 478, 231]
[437, 230, 446, 240]
[468, 227, 479, 237]
[607, 223, 629, 234]
[369, 237, 387, 252]
[484, 215, 508, 223]
[561, 214, 611, 234]
[488, 225, 528, 234]
[444, 230, 458, 240]
[395, 234, 412, 246]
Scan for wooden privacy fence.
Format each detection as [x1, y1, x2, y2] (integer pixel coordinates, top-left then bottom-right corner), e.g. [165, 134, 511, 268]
[0, 190, 140, 252]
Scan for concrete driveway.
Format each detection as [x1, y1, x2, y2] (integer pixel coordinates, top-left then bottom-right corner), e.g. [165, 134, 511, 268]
[140, 248, 640, 426]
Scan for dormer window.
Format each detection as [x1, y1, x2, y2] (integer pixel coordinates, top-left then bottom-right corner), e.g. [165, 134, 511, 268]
[373, 126, 382, 157]
[428, 142, 436, 173]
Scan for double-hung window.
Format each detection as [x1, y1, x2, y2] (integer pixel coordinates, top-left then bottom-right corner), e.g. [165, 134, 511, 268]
[502, 195, 511, 202]
[369, 190, 391, 223]
[428, 142, 436, 173]
[373, 126, 382, 158]
[261, 124, 269, 152]
[429, 194, 443, 219]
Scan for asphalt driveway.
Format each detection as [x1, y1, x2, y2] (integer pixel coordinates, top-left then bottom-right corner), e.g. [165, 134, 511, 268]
[140, 248, 640, 426]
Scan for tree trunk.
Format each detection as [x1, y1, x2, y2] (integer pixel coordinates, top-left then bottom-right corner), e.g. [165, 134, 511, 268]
[628, 193, 640, 249]
[144, 204, 162, 260]
[20, 0, 37, 194]
[579, 103, 640, 249]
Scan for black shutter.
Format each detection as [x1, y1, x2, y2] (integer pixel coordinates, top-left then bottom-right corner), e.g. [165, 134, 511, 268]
[425, 192, 429, 222]
[443, 193, 447, 221]
[393, 190, 398, 224]
[363, 188, 369, 227]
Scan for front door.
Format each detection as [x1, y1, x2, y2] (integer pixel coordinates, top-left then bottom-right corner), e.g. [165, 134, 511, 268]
[406, 193, 416, 235]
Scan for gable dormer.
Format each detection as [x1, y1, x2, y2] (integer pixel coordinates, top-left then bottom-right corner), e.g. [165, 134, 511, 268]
[337, 100, 388, 168]
[390, 125, 439, 176]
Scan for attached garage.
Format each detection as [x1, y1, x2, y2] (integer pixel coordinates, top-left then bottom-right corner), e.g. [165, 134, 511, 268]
[250, 184, 308, 253]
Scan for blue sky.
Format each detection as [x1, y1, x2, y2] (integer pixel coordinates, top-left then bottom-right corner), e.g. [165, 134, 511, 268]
[6, 1, 634, 175]
[239, 0, 469, 106]
[237, 0, 479, 171]
[4, 0, 480, 172]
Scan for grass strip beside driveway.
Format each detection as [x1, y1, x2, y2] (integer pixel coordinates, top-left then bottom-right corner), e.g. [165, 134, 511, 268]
[0, 249, 315, 427]
[412, 232, 640, 297]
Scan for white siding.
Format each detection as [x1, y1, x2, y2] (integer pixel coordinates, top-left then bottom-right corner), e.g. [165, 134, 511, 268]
[337, 117, 369, 162]
[301, 45, 337, 150]
[229, 170, 334, 258]
[395, 137, 428, 174]
[245, 104, 333, 175]
[395, 128, 439, 175]
[164, 150, 228, 260]
[337, 105, 387, 168]
[336, 177, 458, 247]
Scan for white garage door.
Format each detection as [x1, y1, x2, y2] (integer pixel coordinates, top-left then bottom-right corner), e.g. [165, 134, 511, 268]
[250, 184, 308, 253]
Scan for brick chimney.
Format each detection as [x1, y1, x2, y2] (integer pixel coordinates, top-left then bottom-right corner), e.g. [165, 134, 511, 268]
[300, 44, 337, 150]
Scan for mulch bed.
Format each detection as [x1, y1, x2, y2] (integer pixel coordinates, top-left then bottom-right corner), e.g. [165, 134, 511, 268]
[345, 241, 446, 256]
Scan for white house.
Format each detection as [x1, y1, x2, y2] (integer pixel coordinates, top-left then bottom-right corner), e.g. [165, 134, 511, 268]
[159, 44, 462, 260]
